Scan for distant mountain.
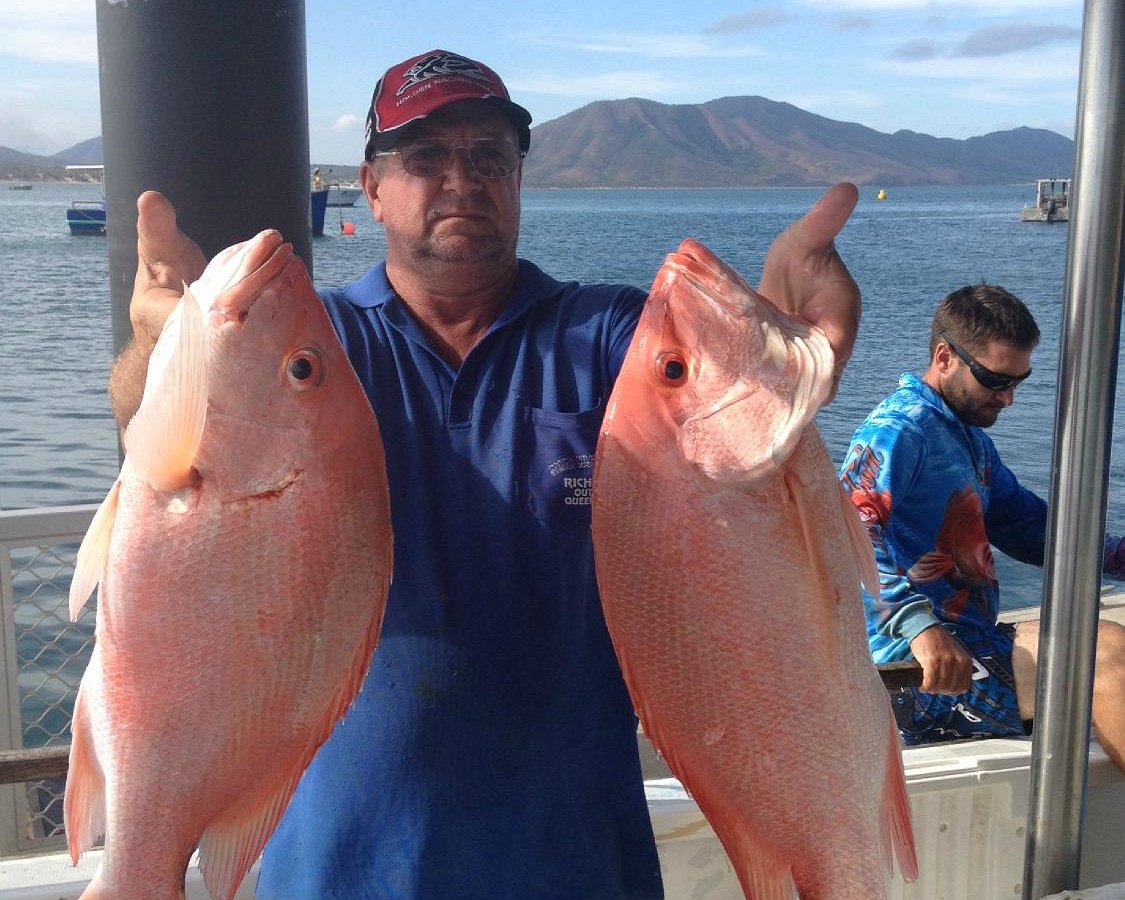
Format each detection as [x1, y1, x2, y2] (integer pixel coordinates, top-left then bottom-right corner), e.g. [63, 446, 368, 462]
[521, 96, 1074, 188]
[1, 98, 1074, 187]
[53, 136, 104, 166]
[0, 137, 104, 181]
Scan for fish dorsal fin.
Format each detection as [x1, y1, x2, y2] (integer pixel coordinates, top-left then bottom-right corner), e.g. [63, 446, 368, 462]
[838, 482, 880, 598]
[123, 286, 208, 492]
[68, 479, 121, 620]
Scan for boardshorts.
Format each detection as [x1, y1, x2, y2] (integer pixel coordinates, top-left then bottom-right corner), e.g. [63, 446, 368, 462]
[889, 622, 1030, 744]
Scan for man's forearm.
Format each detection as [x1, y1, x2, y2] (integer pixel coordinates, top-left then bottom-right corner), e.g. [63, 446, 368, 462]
[108, 339, 149, 430]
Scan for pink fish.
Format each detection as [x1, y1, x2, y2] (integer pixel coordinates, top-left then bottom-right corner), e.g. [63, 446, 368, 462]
[65, 231, 393, 900]
[593, 238, 916, 899]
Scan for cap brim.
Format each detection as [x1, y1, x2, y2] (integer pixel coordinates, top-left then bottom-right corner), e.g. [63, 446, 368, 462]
[368, 97, 532, 156]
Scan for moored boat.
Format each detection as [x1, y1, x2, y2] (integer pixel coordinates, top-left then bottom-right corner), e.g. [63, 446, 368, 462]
[1020, 177, 1071, 222]
[65, 201, 107, 236]
[326, 181, 362, 207]
[8, 183, 32, 191]
[63, 166, 106, 235]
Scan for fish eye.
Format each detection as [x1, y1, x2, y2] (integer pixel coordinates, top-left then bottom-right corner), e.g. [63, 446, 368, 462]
[657, 351, 688, 385]
[286, 348, 324, 391]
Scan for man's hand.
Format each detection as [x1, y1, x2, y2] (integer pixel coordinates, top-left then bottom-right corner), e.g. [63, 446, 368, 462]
[108, 191, 207, 428]
[910, 625, 974, 695]
[758, 182, 860, 400]
[130, 191, 207, 355]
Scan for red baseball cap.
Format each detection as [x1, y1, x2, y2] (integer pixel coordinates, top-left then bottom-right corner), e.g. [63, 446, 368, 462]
[364, 50, 532, 159]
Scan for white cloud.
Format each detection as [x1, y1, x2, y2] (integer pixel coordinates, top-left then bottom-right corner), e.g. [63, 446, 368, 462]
[522, 31, 765, 60]
[516, 71, 688, 101]
[873, 43, 1079, 82]
[332, 114, 361, 131]
[799, 0, 1079, 10]
[2, 0, 96, 63]
[790, 89, 886, 114]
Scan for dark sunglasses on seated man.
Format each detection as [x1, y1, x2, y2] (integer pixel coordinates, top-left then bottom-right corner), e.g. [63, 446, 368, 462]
[940, 331, 1032, 392]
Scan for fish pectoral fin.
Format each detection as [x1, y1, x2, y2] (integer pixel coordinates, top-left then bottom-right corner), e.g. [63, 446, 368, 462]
[198, 766, 304, 900]
[837, 481, 880, 597]
[64, 672, 106, 863]
[123, 287, 208, 493]
[69, 479, 121, 620]
[784, 468, 841, 667]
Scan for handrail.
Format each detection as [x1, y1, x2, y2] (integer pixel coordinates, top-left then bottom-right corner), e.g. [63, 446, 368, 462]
[1022, 0, 1125, 896]
[0, 747, 70, 786]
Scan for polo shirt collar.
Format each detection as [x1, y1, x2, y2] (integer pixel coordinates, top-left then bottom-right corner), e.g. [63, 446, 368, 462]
[339, 259, 562, 329]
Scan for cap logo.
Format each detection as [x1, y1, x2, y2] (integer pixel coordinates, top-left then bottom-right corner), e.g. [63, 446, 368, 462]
[397, 53, 493, 98]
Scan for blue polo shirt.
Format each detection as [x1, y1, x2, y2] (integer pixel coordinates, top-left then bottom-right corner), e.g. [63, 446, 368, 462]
[256, 260, 663, 899]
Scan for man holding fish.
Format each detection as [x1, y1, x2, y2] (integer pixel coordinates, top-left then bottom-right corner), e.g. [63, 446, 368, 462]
[107, 49, 864, 899]
[840, 284, 1125, 771]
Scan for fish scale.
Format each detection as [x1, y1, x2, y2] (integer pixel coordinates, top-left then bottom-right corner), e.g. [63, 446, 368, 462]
[593, 237, 916, 900]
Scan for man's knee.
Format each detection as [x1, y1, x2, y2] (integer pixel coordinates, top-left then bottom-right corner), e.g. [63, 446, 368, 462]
[1094, 620, 1125, 689]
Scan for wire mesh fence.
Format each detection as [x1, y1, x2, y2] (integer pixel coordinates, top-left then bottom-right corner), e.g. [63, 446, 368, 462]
[0, 506, 97, 856]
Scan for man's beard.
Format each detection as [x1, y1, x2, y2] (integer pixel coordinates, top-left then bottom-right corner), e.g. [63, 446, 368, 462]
[945, 383, 1002, 428]
[419, 232, 511, 265]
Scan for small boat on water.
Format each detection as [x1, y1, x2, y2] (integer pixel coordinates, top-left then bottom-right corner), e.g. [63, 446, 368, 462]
[65, 201, 107, 236]
[311, 168, 362, 207]
[1020, 177, 1071, 223]
[8, 183, 32, 191]
[326, 181, 362, 207]
[64, 165, 107, 235]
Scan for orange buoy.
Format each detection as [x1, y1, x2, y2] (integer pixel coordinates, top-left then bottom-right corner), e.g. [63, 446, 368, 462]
[341, 221, 356, 235]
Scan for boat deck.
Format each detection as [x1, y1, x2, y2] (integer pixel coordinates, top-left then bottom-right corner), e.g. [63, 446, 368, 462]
[3, 502, 1124, 898]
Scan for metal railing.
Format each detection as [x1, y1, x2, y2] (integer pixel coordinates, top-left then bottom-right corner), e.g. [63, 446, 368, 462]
[0, 505, 97, 857]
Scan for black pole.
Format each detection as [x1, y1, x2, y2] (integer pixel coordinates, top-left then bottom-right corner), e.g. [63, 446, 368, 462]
[95, 0, 311, 357]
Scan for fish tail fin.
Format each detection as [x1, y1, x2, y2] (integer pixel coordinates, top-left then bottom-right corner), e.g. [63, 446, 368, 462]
[880, 713, 919, 883]
[65, 676, 106, 864]
[198, 768, 303, 900]
[837, 481, 880, 597]
[122, 288, 207, 493]
[69, 480, 121, 620]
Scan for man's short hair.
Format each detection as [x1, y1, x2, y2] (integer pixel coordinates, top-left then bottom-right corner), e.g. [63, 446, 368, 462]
[929, 284, 1041, 358]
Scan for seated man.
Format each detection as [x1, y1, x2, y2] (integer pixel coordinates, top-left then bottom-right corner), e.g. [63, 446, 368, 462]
[839, 283, 1125, 768]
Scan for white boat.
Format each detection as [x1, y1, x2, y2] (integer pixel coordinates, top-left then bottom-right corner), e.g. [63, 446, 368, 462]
[311, 169, 362, 207]
[326, 181, 362, 207]
[1020, 177, 1071, 223]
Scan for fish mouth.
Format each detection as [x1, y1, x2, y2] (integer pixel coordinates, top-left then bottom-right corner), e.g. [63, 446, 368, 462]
[204, 231, 294, 321]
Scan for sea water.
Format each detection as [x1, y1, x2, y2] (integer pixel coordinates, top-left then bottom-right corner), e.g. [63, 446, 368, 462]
[1, 180, 1121, 610]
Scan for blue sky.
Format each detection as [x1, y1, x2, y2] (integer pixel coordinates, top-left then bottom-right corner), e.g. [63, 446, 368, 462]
[2, 0, 1084, 165]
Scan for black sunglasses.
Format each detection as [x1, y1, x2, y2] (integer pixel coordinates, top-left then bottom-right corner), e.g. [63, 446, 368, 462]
[940, 332, 1031, 392]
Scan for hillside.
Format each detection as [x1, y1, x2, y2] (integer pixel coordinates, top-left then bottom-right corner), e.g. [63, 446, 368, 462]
[1, 97, 1074, 187]
[521, 96, 1074, 188]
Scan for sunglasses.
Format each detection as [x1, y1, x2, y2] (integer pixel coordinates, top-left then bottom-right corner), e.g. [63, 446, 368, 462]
[373, 138, 525, 179]
[940, 332, 1031, 392]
